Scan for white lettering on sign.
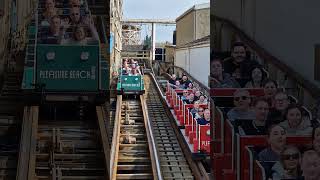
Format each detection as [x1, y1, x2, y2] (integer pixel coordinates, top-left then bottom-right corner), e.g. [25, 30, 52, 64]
[39, 70, 95, 80]
[91, 66, 96, 80]
[122, 83, 141, 87]
[49, 71, 55, 79]
[201, 141, 210, 146]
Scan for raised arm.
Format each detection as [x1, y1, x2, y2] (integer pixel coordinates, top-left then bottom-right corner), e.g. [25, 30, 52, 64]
[59, 18, 71, 44]
[84, 17, 99, 42]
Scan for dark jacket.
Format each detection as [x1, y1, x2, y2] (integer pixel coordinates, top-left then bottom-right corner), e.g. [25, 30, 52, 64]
[223, 57, 260, 80]
[267, 108, 285, 127]
[211, 73, 241, 88]
[197, 118, 210, 125]
[169, 79, 176, 85]
[238, 120, 267, 135]
[180, 79, 191, 88]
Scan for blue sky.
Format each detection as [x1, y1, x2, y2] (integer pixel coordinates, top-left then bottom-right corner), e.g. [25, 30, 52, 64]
[123, 0, 210, 43]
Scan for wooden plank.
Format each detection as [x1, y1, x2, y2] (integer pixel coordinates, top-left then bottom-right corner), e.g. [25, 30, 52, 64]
[119, 144, 148, 147]
[160, 164, 190, 167]
[119, 150, 148, 153]
[16, 106, 31, 180]
[27, 106, 39, 179]
[111, 95, 122, 180]
[36, 153, 104, 159]
[117, 165, 151, 171]
[163, 176, 194, 179]
[96, 106, 110, 179]
[36, 176, 105, 179]
[117, 158, 151, 163]
[116, 173, 153, 179]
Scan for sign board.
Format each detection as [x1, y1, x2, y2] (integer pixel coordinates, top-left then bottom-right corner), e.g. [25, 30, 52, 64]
[36, 45, 99, 91]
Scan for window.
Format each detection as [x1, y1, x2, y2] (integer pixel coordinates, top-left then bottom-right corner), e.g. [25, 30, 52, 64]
[155, 48, 166, 61]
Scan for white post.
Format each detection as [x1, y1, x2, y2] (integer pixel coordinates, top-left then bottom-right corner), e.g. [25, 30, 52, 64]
[151, 23, 156, 61]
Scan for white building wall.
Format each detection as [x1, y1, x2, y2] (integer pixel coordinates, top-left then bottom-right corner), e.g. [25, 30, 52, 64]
[175, 45, 210, 87]
[175, 49, 189, 71]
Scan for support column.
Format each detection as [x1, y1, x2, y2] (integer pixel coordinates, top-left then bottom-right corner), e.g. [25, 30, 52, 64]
[151, 23, 156, 62]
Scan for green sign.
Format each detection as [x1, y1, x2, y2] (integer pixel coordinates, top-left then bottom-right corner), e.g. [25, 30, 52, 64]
[119, 75, 144, 91]
[36, 45, 99, 91]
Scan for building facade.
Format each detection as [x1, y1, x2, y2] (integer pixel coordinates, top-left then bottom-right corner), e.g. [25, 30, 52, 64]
[110, 0, 123, 74]
[0, 0, 36, 78]
[175, 3, 210, 87]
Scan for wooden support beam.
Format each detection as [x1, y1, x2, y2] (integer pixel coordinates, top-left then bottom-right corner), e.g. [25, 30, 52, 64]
[28, 106, 39, 180]
[96, 106, 110, 179]
[16, 106, 39, 180]
[122, 19, 176, 24]
[16, 107, 31, 180]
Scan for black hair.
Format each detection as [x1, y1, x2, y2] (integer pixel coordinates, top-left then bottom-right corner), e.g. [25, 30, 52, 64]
[50, 15, 60, 23]
[73, 25, 87, 41]
[249, 66, 267, 87]
[231, 42, 246, 52]
[252, 97, 269, 107]
[284, 104, 303, 120]
[274, 89, 287, 97]
[267, 124, 286, 137]
[211, 57, 223, 66]
[263, 78, 278, 88]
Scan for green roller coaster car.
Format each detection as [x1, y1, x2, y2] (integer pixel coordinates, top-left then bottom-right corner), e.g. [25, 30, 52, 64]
[116, 70, 145, 94]
[21, 0, 109, 103]
[21, 24, 109, 103]
[22, 44, 108, 89]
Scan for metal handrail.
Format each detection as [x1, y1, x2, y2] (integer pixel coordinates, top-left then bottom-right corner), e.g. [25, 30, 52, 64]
[170, 65, 210, 99]
[145, 72, 172, 179]
[140, 94, 163, 180]
[153, 61, 210, 96]
[150, 65, 165, 99]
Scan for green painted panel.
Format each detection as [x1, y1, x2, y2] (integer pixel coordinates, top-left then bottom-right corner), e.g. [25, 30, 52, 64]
[36, 45, 99, 91]
[100, 62, 109, 90]
[22, 67, 34, 89]
[119, 75, 143, 91]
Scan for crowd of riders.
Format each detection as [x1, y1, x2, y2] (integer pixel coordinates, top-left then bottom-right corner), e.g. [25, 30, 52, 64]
[168, 73, 210, 126]
[121, 59, 142, 76]
[210, 42, 320, 180]
[38, 0, 99, 45]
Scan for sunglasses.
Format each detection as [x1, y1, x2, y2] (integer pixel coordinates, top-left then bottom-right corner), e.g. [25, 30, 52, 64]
[282, 153, 299, 160]
[234, 96, 249, 101]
